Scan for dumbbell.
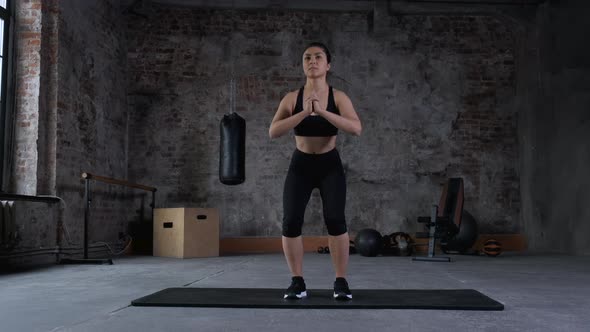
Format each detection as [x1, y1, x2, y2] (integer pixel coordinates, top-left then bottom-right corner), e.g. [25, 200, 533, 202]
[317, 246, 330, 254]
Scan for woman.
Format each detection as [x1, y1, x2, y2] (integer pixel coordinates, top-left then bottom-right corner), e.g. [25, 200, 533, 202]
[269, 42, 362, 300]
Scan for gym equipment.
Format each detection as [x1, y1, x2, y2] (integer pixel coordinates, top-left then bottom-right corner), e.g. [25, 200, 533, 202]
[355, 229, 383, 257]
[219, 110, 245, 185]
[413, 177, 464, 262]
[382, 232, 413, 256]
[317, 246, 330, 254]
[131, 287, 504, 310]
[319, 243, 355, 254]
[348, 240, 357, 254]
[153, 208, 219, 258]
[441, 210, 478, 254]
[482, 239, 502, 257]
[61, 173, 157, 265]
[219, 14, 245, 185]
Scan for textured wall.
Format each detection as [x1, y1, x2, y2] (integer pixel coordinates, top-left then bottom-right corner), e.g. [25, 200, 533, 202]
[12, 0, 43, 195]
[0, 200, 59, 266]
[55, 0, 133, 246]
[126, 3, 520, 237]
[8, 1, 589, 260]
[521, 0, 590, 255]
[37, 0, 59, 195]
[4, 0, 132, 259]
[2, 1, 61, 259]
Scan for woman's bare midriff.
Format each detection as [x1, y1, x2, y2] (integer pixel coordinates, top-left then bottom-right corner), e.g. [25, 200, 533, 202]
[295, 136, 337, 154]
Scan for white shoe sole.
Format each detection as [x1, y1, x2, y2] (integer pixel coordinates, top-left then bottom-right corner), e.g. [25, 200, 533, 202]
[334, 293, 352, 300]
[284, 291, 307, 299]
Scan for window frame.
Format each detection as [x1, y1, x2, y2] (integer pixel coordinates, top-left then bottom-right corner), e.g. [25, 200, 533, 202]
[0, 0, 13, 192]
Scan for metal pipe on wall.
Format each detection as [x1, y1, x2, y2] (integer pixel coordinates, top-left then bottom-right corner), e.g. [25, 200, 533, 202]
[406, 0, 545, 5]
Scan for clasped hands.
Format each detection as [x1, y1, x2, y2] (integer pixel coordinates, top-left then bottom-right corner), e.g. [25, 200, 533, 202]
[303, 91, 323, 116]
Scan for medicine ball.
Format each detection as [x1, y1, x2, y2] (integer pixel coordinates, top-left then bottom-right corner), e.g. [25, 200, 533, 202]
[354, 229, 383, 257]
[442, 210, 478, 253]
[483, 239, 502, 257]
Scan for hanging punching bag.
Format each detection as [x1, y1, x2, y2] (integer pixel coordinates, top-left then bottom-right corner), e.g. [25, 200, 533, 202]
[219, 113, 245, 185]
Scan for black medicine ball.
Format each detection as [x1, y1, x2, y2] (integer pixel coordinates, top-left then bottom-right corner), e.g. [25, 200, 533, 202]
[355, 229, 383, 257]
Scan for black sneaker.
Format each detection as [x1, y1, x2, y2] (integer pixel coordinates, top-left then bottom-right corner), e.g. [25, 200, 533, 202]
[333, 277, 352, 300]
[284, 276, 307, 299]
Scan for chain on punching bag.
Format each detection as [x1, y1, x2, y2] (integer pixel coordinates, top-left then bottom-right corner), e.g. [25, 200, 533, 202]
[219, 78, 245, 185]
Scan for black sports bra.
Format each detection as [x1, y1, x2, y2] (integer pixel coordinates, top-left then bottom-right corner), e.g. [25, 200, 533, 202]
[293, 86, 340, 137]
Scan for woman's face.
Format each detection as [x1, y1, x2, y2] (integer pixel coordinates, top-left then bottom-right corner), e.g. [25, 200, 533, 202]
[302, 46, 330, 78]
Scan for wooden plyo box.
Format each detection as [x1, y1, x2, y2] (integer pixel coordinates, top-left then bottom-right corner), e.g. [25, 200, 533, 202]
[153, 208, 219, 258]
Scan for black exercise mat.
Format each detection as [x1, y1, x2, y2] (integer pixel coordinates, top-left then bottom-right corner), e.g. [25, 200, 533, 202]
[131, 288, 504, 310]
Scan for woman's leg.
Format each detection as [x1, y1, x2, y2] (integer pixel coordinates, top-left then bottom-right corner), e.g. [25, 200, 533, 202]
[282, 159, 313, 277]
[328, 232, 350, 278]
[320, 158, 353, 300]
[282, 235, 304, 276]
[318, 153, 348, 278]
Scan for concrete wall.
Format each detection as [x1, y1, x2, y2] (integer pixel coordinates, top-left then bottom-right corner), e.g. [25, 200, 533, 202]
[521, 0, 590, 254]
[126, 2, 521, 238]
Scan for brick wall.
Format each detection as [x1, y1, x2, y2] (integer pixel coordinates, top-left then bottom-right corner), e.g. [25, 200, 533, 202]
[6, 0, 132, 257]
[13, 0, 42, 195]
[8, 1, 587, 256]
[126, 5, 520, 237]
[55, 0, 132, 246]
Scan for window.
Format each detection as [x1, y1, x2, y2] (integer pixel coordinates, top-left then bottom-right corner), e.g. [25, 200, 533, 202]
[0, 0, 12, 192]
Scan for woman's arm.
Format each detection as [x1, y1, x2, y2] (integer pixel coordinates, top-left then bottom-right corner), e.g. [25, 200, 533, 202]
[313, 90, 362, 136]
[269, 92, 312, 139]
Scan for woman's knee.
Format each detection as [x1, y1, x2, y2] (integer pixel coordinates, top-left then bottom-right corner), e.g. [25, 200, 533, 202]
[325, 219, 347, 236]
[282, 218, 304, 237]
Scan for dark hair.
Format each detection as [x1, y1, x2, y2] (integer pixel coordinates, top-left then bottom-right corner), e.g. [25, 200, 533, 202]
[304, 42, 331, 64]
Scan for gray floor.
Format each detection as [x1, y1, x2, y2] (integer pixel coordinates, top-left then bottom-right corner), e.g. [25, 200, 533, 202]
[1, 252, 589, 332]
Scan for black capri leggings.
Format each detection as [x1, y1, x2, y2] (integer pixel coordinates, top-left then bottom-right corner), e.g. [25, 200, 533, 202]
[282, 148, 347, 237]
